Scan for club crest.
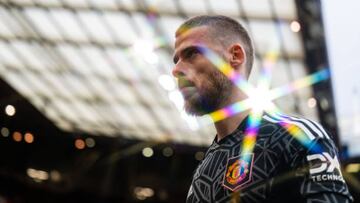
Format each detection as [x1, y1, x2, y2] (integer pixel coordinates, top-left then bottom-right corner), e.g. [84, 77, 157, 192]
[223, 154, 254, 191]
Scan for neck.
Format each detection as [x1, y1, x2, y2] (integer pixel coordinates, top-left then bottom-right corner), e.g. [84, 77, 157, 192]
[214, 110, 249, 142]
[214, 90, 249, 142]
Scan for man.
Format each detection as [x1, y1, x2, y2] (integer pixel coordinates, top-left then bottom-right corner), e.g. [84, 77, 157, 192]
[172, 15, 353, 203]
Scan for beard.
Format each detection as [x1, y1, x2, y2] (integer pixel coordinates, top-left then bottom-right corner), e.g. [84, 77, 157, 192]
[183, 70, 233, 116]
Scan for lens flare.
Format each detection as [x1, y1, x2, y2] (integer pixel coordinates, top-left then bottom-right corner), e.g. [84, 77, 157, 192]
[241, 110, 263, 162]
[209, 99, 251, 122]
[269, 69, 330, 100]
[263, 113, 323, 153]
[198, 46, 254, 95]
[198, 46, 330, 156]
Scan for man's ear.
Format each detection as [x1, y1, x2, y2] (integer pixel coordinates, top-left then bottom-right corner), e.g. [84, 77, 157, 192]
[229, 44, 245, 70]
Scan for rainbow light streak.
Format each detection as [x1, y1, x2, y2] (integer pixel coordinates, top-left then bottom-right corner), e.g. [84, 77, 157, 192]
[209, 99, 252, 122]
[207, 68, 330, 123]
[198, 46, 254, 95]
[199, 45, 328, 160]
[277, 118, 323, 153]
[239, 51, 277, 161]
[269, 69, 330, 100]
[241, 111, 263, 162]
[263, 100, 281, 115]
[176, 25, 191, 36]
[258, 51, 278, 90]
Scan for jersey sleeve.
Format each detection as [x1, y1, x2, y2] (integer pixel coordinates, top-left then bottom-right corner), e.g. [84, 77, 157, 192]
[289, 132, 353, 202]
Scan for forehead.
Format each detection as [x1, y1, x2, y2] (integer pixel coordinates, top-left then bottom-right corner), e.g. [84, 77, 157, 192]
[174, 26, 212, 50]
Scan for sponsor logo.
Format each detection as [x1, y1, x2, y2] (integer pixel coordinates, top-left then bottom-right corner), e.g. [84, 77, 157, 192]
[306, 152, 344, 182]
[223, 154, 254, 191]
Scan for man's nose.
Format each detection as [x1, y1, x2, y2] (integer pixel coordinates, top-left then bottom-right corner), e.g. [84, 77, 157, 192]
[172, 63, 186, 78]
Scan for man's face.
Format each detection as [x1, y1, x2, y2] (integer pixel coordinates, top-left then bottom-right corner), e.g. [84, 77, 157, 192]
[172, 26, 233, 116]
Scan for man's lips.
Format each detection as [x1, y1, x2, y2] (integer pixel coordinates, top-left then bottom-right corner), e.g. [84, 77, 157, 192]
[177, 78, 196, 99]
[179, 86, 197, 99]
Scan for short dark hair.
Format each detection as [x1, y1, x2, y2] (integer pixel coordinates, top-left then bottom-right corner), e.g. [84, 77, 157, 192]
[176, 15, 254, 77]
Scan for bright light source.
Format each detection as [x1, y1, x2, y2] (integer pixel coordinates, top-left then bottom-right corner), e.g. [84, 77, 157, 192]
[24, 132, 34, 143]
[162, 147, 173, 157]
[5, 104, 16, 116]
[134, 186, 154, 200]
[290, 21, 301, 32]
[158, 74, 176, 91]
[50, 170, 61, 182]
[307, 97, 317, 108]
[26, 168, 49, 182]
[12, 131, 22, 142]
[75, 139, 85, 150]
[194, 151, 205, 161]
[132, 39, 158, 64]
[320, 98, 329, 110]
[1, 127, 9, 137]
[85, 137, 96, 148]
[247, 86, 274, 113]
[346, 163, 360, 173]
[142, 147, 154, 157]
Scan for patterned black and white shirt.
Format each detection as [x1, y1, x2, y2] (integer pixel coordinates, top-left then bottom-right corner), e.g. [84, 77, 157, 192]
[186, 113, 353, 203]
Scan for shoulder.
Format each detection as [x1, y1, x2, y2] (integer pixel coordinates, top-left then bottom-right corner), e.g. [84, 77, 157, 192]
[260, 113, 352, 201]
[260, 112, 338, 163]
[262, 112, 331, 142]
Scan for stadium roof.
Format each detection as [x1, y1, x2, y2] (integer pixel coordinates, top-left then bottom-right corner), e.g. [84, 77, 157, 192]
[0, 0, 317, 146]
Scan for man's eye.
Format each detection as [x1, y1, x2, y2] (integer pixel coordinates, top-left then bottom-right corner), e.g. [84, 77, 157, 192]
[184, 49, 199, 60]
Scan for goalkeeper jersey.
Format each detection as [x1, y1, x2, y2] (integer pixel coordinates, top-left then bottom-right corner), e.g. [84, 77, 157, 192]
[186, 113, 353, 203]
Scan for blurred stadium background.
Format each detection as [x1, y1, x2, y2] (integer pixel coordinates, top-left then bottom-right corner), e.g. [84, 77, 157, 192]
[0, 0, 359, 202]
